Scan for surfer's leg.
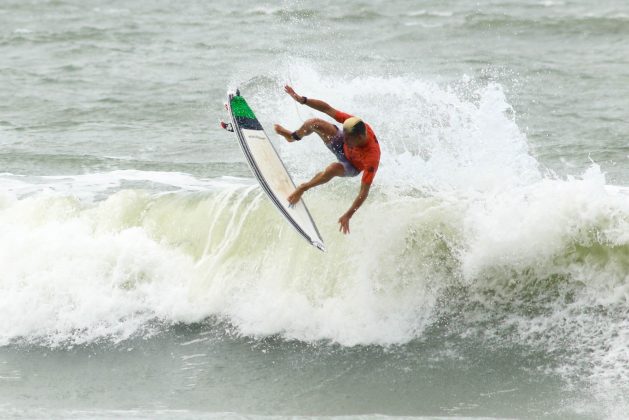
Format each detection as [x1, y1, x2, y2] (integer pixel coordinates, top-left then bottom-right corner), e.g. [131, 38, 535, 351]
[274, 119, 337, 143]
[288, 162, 345, 205]
[274, 124, 297, 142]
[304, 119, 338, 142]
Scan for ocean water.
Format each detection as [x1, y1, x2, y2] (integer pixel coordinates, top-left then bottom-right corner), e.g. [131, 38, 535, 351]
[1, 0, 628, 418]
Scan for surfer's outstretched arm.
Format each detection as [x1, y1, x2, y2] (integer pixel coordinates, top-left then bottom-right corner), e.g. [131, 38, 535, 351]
[284, 85, 337, 119]
[338, 183, 370, 234]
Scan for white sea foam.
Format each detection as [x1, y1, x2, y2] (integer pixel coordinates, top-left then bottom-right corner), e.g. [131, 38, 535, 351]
[0, 170, 254, 200]
[262, 63, 540, 193]
[0, 181, 441, 347]
[406, 10, 454, 18]
[0, 67, 628, 414]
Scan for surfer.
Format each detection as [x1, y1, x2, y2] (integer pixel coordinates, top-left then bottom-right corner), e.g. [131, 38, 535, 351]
[274, 85, 380, 234]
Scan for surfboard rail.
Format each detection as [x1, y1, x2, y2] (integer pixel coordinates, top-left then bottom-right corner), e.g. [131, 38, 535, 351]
[224, 90, 325, 252]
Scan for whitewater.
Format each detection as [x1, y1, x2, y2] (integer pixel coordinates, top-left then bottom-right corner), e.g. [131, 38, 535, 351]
[1, 0, 629, 418]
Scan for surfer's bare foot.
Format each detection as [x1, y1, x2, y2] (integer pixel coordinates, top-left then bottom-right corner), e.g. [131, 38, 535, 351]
[288, 184, 307, 205]
[274, 124, 294, 142]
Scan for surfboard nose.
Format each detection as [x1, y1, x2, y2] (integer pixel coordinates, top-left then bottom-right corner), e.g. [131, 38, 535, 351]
[313, 241, 326, 252]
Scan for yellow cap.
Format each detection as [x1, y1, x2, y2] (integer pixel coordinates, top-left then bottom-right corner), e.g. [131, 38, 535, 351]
[343, 117, 363, 134]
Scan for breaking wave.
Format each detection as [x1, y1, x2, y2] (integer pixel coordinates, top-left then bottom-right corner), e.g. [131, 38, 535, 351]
[0, 67, 627, 415]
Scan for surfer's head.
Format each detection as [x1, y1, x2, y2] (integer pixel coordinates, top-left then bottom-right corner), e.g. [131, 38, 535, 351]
[343, 117, 367, 146]
[343, 117, 365, 136]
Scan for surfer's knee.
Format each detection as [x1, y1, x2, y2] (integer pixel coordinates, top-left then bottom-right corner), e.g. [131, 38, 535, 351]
[303, 118, 322, 131]
[324, 162, 345, 178]
[305, 118, 336, 138]
[304, 118, 323, 127]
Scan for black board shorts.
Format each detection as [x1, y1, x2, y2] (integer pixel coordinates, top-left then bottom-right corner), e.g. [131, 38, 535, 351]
[325, 127, 360, 177]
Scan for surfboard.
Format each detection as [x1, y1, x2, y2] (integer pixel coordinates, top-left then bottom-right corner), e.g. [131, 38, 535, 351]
[222, 90, 325, 252]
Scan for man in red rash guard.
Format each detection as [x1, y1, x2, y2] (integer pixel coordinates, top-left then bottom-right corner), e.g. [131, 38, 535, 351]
[274, 85, 381, 234]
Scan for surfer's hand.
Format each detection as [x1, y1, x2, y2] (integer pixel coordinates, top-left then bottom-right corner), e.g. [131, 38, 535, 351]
[338, 213, 351, 235]
[284, 85, 301, 102]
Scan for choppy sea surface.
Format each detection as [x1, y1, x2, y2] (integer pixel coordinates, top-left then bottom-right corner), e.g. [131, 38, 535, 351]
[1, 0, 628, 419]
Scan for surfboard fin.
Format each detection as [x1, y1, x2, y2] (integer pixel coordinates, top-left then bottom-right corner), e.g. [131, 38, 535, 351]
[220, 121, 234, 132]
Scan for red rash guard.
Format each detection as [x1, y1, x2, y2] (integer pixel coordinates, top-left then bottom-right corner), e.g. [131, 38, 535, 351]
[333, 111, 381, 185]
